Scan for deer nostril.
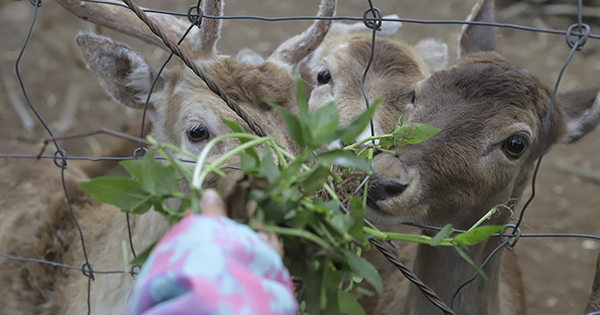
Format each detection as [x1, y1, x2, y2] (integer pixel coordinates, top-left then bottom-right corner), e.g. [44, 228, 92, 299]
[368, 176, 408, 201]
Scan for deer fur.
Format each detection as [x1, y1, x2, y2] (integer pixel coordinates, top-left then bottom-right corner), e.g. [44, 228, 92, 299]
[76, 14, 447, 177]
[0, 0, 338, 313]
[360, 0, 600, 314]
[306, 20, 449, 147]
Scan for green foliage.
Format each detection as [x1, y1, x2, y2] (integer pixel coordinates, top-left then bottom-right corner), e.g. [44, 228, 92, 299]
[379, 122, 440, 148]
[454, 225, 505, 246]
[338, 290, 366, 315]
[130, 240, 157, 267]
[79, 79, 503, 314]
[430, 224, 454, 246]
[79, 177, 152, 213]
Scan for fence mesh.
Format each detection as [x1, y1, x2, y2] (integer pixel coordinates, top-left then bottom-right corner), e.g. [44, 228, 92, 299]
[1, 0, 600, 314]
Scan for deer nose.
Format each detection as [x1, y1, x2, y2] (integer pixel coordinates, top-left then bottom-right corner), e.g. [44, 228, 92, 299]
[368, 175, 408, 201]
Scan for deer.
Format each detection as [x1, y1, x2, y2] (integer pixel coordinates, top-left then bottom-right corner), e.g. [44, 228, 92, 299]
[0, 0, 341, 313]
[0, 0, 443, 313]
[70, 7, 451, 178]
[354, 0, 600, 314]
[305, 15, 449, 148]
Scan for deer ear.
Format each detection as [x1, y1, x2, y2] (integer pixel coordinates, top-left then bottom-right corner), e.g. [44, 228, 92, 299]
[236, 48, 265, 66]
[76, 33, 163, 110]
[414, 38, 448, 73]
[560, 88, 600, 144]
[328, 14, 402, 37]
[458, 0, 496, 59]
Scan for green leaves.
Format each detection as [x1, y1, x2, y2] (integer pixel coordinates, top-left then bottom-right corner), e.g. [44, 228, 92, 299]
[223, 119, 259, 162]
[130, 240, 157, 267]
[454, 225, 505, 246]
[430, 224, 454, 246]
[314, 150, 371, 172]
[338, 290, 366, 315]
[308, 103, 339, 143]
[259, 146, 280, 183]
[121, 154, 179, 196]
[450, 225, 505, 283]
[335, 99, 382, 145]
[79, 153, 186, 217]
[79, 77, 468, 314]
[380, 122, 440, 148]
[454, 245, 489, 283]
[268, 80, 381, 151]
[340, 248, 383, 296]
[79, 177, 151, 213]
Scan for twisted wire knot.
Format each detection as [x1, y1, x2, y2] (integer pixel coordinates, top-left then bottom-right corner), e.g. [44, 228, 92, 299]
[81, 262, 95, 280]
[27, 0, 42, 7]
[566, 23, 590, 50]
[499, 224, 522, 251]
[187, 1, 204, 28]
[130, 265, 140, 276]
[53, 149, 67, 168]
[133, 147, 148, 158]
[363, 6, 382, 31]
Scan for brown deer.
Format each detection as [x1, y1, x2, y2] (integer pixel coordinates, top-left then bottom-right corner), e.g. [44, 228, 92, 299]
[306, 17, 449, 147]
[359, 0, 600, 314]
[72, 9, 447, 178]
[0, 0, 340, 313]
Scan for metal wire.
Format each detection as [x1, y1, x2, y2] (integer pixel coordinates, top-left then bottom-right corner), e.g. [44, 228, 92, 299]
[13, 1, 95, 313]
[0, 154, 242, 170]
[450, 240, 509, 310]
[129, 12, 199, 260]
[514, 26, 584, 232]
[79, 0, 600, 40]
[0, 252, 130, 274]
[360, 0, 380, 142]
[15, 0, 58, 151]
[369, 238, 457, 315]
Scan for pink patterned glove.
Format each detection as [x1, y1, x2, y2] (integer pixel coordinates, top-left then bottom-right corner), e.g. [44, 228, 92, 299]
[125, 214, 297, 315]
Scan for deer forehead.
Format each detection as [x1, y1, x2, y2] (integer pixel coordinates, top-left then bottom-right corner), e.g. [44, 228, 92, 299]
[312, 35, 426, 79]
[412, 61, 553, 138]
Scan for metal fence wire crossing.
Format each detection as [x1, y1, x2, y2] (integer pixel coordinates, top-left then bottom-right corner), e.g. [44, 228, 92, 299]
[2, 0, 600, 314]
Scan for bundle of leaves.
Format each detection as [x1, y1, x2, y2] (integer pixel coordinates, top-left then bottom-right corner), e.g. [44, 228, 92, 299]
[80, 81, 505, 315]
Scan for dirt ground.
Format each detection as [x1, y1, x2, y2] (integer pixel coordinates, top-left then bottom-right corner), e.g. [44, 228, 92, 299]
[0, 0, 599, 314]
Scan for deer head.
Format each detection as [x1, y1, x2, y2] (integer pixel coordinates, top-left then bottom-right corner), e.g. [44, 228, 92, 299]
[71, 0, 336, 188]
[366, 0, 600, 231]
[306, 19, 449, 147]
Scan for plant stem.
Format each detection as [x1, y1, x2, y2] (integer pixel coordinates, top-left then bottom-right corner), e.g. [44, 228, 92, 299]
[343, 134, 394, 151]
[261, 225, 331, 250]
[363, 227, 455, 246]
[467, 206, 498, 232]
[192, 134, 270, 189]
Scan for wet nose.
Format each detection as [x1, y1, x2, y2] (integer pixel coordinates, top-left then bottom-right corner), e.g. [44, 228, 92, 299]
[368, 175, 408, 201]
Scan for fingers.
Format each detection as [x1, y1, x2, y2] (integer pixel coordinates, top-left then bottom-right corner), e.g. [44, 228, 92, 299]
[199, 189, 283, 257]
[200, 189, 227, 216]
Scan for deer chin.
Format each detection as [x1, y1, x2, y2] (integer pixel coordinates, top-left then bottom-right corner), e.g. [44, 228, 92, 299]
[365, 199, 428, 225]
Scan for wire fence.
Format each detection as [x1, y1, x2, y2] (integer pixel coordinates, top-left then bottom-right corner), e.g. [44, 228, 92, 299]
[1, 0, 600, 314]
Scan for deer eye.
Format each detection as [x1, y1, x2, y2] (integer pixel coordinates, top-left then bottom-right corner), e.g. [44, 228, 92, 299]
[187, 125, 209, 142]
[317, 70, 331, 84]
[502, 134, 528, 159]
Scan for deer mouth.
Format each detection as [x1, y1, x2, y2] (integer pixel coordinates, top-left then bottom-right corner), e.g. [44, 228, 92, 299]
[366, 197, 386, 214]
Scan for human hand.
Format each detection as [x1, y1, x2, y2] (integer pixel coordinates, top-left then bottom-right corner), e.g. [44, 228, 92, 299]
[196, 189, 284, 257]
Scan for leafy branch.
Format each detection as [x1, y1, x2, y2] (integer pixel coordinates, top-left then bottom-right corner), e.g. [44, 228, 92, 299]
[79, 79, 503, 314]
